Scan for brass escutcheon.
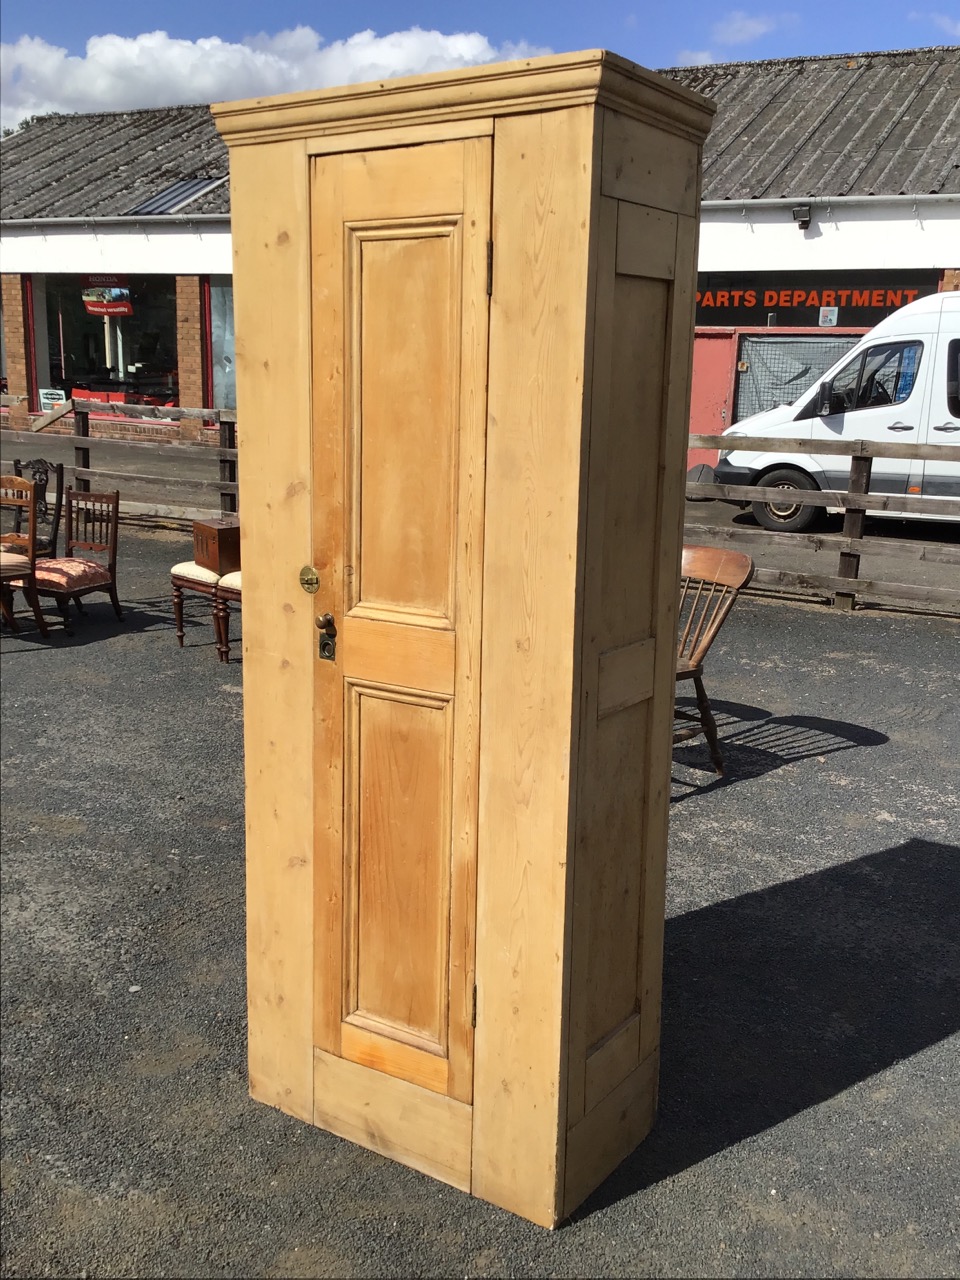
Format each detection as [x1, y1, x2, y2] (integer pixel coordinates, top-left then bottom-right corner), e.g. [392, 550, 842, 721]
[299, 565, 320, 594]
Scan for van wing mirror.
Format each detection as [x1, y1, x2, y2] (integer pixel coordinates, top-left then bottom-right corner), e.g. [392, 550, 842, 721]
[817, 380, 843, 416]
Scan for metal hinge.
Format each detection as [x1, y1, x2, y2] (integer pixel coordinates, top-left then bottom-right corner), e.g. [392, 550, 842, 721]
[471, 984, 478, 1028]
[486, 241, 493, 297]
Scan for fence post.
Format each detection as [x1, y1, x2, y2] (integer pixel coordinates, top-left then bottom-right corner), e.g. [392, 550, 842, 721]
[219, 417, 237, 514]
[73, 407, 90, 493]
[834, 447, 872, 611]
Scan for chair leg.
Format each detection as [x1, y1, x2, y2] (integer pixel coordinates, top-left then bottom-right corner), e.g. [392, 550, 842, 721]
[216, 597, 230, 662]
[172, 583, 185, 647]
[108, 583, 123, 619]
[1, 583, 20, 632]
[694, 674, 724, 775]
[54, 595, 73, 635]
[23, 578, 49, 638]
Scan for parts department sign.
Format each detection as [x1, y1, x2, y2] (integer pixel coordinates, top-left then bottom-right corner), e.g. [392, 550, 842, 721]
[695, 269, 941, 328]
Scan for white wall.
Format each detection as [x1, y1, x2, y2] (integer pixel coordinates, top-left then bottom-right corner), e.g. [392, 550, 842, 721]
[698, 200, 958, 273]
[0, 223, 233, 275]
[2, 200, 956, 281]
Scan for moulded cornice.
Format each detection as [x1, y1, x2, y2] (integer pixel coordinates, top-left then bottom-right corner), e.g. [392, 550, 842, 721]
[211, 49, 715, 148]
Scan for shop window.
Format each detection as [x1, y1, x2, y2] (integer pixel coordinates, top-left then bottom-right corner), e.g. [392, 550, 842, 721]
[35, 273, 179, 406]
[735, 334, 861, 422]
[206, 276, 236, 411]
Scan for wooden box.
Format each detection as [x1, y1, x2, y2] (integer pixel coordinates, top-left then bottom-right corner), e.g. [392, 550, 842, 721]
[192, 517, 240, 576]
[213, 50, 713, 1228]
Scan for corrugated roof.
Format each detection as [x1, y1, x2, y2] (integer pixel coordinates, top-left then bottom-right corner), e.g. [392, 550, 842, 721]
[1, 46, 957, 220]
[660, 45, 960, 198]
[0, 105, 229, 218]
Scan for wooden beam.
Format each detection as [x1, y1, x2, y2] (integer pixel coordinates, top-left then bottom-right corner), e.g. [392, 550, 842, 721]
[688, 433, 960, 463]
[683, 522, 960, 566]
[687, 481, 960, 517]
[751, 568, 960, 612]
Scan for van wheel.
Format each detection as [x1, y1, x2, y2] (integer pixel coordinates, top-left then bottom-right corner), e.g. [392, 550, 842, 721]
[751, 468, 821, 533]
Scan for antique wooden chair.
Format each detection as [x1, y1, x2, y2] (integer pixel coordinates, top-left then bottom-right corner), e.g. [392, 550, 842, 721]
[674, 544, 754, 775]
[13, 457, 65, 557]
[29, 489, 122, 631]
[0, 474, 50, 636]
[171, 560, 221, 650]
[213, 570, 242, 662]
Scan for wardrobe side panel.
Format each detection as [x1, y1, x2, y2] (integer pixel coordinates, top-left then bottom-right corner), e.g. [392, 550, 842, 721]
[472, 103, 597, 1229]
[230, 139, 316, 1122]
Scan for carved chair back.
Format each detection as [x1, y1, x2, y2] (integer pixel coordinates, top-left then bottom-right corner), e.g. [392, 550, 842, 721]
[13, 458, 65, 557]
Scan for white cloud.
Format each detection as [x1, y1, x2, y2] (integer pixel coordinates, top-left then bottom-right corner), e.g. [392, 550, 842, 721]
[711, 9, 799, 46]
[675, 49, 716, 65]
[913, 10, 960, 38]
[0, 26, 550, 132]
[672, 8, 798, 67]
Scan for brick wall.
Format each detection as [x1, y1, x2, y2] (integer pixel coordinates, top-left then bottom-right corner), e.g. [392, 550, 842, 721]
[1, 273, 32, 430]
[175, 275, 205, 442]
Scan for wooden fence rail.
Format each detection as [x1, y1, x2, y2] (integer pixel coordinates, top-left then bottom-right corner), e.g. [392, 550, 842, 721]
[1, 397, 238, 516]
[685, 433, 960, 614]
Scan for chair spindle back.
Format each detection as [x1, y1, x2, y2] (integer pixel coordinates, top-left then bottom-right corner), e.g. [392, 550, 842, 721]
[677, 546, 754, 672]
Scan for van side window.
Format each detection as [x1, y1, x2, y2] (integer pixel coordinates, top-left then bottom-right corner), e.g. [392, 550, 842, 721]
[947, 339, 960, 418]
[827, 341, 923, 413]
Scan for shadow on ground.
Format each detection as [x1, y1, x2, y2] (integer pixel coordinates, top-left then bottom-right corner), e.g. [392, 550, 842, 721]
[672, 699, 889, 798]
[574, 837, 960, 1220]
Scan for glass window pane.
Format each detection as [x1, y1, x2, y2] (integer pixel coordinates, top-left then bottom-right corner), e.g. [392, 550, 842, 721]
[209, 276, 235, 411]
[39, 274, 178, 405]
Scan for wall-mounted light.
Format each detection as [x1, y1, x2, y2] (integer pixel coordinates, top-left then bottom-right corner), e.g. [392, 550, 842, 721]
[792, 203, 812, 231]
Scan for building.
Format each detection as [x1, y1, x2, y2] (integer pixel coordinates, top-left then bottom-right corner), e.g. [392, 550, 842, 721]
[2, 45, 958, 445]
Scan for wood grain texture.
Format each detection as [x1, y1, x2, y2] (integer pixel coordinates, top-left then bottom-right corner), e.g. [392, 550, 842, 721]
[306, 117, 494, 155]
[341, 617, 455, 695]
[597, 637, 655, 717]
[564, 110, 697, 1184]
[584, 1012, 641, 1114]
[340, 1020, 449, 1094]
[563, 1049, 659, 1220]
[616, 203, 678, 280]
[346, 687, 452, 1050]
[312, 139, 489, 1111]
[471, 104, 598, 1228]
[446, 137, 492, 1104]
[601, 110, 700, 215]
[216, 64, 713, 1228]
[637, 202, 702, 1067]
[566, 202, 674, 1132]
[313, 1048, 472, 1189]
[350, 224, 459, 619]
[311, 152, 347, 1057]
[563, 192, 618, 1132]
[229, 138, 316, 1122]
[212, 52, 713, 148]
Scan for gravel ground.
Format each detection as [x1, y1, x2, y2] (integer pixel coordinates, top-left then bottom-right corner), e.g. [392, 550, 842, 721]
[2, 524, 958, 1279]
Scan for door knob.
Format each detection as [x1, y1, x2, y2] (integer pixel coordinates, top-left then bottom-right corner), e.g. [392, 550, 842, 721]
[316, 613, 337, 661]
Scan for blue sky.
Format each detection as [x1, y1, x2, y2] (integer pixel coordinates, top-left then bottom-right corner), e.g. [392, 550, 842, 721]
[2, 1, 958, 130]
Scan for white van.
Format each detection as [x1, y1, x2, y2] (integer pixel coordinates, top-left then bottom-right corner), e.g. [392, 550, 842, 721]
[709, 291, 960, 531]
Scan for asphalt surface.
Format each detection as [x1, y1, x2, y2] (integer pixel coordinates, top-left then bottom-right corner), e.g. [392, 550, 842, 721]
[2, 525, 959, 1279]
